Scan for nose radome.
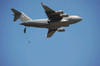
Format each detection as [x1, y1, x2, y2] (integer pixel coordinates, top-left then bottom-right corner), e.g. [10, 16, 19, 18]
[79, 17, 82, 21]
[77, 16, 82, 21]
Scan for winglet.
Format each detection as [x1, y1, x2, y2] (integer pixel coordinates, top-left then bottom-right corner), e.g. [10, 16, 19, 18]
[46, 29, 57, 38]
[41, 2, 43, 5]
[41, 2, 45, 7]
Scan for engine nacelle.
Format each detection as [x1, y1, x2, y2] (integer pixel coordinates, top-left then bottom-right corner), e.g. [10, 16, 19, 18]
[55, 10, 64, 14]
[57, 28, 65, 32]
[60, 13, 69, 17]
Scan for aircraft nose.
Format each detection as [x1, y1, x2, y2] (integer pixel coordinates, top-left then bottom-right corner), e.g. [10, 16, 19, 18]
[72, 16, 82, 22]
[78, 16, 82, 21]
[79, 17, 82, 21]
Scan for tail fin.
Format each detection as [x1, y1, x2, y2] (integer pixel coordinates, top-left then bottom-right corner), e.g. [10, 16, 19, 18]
[11, 9, 32, 22]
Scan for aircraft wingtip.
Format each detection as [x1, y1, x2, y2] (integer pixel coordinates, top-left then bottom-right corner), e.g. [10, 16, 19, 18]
[11, 8, 15, 12]
[41, 2, 44, 6]
[11, 8, 14, 10]
[45, 35, 51, 38]
[11, 8, 13, 11]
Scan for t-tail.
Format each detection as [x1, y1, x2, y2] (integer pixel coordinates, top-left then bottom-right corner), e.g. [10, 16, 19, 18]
[11, 8, 32, 22]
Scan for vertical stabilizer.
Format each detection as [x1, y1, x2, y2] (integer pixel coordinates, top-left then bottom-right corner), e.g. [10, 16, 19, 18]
[19, 12, 32, 22]
[11, 9, 32, 22]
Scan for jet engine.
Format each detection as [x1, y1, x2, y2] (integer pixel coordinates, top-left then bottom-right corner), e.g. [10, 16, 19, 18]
[55, 10, 64, 14]
[60, 13, 69, 17]
[57, 28, 65, 32]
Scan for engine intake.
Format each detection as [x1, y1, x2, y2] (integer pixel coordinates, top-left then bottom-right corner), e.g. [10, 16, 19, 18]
[57, 28, 65, 32]
[60, 13, 68, 17]
[55, 10, 64, 14]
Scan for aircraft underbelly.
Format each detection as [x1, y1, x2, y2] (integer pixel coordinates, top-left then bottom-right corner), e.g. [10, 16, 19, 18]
[31, 22, 68, 28]
[47, 22, 68, 29]
[25, 23, 48, 28]
[20, 21, 69, 29]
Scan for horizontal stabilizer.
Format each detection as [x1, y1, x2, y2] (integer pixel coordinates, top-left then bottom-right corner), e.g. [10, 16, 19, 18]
[11, 8, 22, 21]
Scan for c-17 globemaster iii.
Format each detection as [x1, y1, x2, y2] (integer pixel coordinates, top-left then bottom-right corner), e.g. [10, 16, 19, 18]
[11, 3, 82, 38]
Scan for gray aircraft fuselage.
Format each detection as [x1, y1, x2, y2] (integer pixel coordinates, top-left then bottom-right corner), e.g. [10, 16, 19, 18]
[11, 3, 82, 38]
[20, 16, 82, 29]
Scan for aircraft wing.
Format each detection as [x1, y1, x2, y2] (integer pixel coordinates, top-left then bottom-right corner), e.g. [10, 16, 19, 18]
[46, 29, 57, 38]
[41, 3, 62, 21]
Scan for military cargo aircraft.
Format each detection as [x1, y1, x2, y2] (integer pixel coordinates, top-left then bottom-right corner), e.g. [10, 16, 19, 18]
[11, 3, 82, 38]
